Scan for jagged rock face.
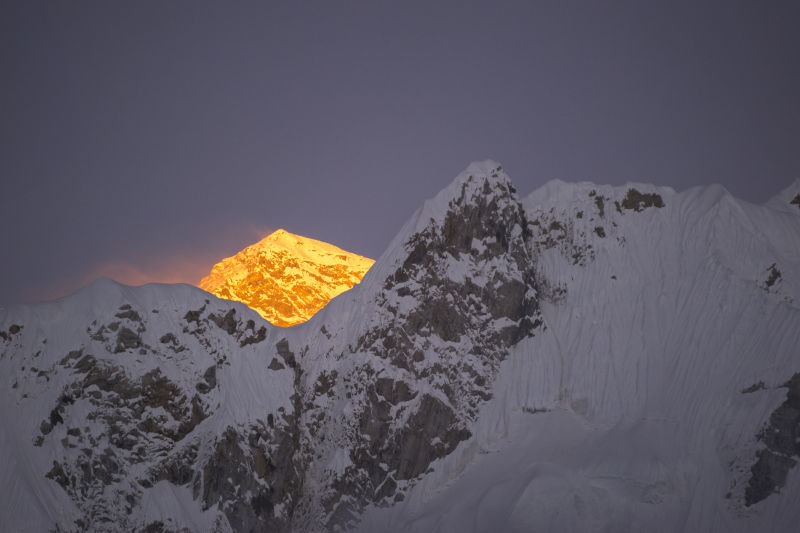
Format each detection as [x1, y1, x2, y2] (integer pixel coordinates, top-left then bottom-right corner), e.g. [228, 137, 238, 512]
[0, 285, 308, 532]
[41, 353, 210, 529]
[199, 229, 374, 327]
[373, 168, 541, 406]
[289, 164, 544, 528]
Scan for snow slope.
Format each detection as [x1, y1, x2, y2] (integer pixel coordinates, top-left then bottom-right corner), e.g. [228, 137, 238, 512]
[0, 279, 291, 531]
[356, 176, 800, 532]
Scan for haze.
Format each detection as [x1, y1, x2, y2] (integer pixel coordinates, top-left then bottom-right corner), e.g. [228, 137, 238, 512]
[1, 1, 798, 305]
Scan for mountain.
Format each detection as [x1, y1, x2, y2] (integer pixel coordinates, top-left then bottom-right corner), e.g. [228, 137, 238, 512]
[358, 175, 800, 532]
[1, 162, 799, 532]
[199, 229, 374, 326]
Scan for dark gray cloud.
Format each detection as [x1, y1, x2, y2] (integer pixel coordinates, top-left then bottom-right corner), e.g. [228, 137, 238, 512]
[2, 1, 799, 304]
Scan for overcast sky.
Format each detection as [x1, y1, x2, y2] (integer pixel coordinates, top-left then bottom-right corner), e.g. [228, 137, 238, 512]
[1, 1, 799, 305]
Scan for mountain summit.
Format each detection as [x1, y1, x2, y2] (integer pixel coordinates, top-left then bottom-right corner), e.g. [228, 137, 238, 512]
[199, 229, 374, 326]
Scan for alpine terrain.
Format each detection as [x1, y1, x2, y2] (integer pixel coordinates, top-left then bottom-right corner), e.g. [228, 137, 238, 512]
[1, 161, 799, 532]
[199, 229, 375, 327]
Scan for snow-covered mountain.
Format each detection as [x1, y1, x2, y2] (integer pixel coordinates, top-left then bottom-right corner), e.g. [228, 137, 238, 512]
[358, 170, 800, 532]
[1, 161, 799, 532]
[199, 229, 374, 327]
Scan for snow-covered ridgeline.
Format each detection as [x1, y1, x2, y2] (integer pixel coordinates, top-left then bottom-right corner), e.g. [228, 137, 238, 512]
[0, 280, 293, 531]
[358, 175, 800, 532]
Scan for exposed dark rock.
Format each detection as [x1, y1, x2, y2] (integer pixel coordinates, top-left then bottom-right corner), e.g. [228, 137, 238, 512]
[59, 349, 84, 366]
[114, 327, 141, 353]
[375, 476, 397, 502]
[405, 296, 465, 343]
[760, 375, 800, 458]
[595, 194, 606, 217]
[46, 461, 69, 489]
[141, 521, 167, 533]
[393, 394, 470, 480]
[196, 366, 217, 394]
[376, 378, 416, 405]
[203, 365, 217, 388]
[268, 358, 286, 371]
[621, 188, 664, 212]
[375, 377, 394, 401]
[742, 381, 766, 394]
[486, 277, 528, 322]
[45, 390, 77, 429]
[50, 409, 64, 426]
[95, 447, 121, 485]
[210, 309, 238, 335]
[764, 263, 782, 289]
[790, 193, 800, 208]
[115, 309, 141, 322]
[74, 353, 97, 373]
[745, 373, 800, 505]
[314, 371, 337, 396]
[359, 388, 392, 445]
[184, 307, 204, 324]
[240, 326, 267, 347]
[746, 450, 797, 506]
[276, 339, 296, 368]
[201, 424, 300, 532]
[90, 325, 108, 342]
[155, 444, 199, 486]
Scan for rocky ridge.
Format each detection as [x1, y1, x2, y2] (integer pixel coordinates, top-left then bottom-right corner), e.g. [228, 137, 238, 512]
[285, 162, 543, 528]
[0, 162, 544, 531]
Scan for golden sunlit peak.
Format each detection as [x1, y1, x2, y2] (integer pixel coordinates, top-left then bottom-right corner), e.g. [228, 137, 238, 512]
[264, 228, 293, 241]
[199, 229, 374, 327]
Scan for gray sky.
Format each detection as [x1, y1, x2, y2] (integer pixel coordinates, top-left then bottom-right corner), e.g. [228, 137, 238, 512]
[2, 1, 799, 305]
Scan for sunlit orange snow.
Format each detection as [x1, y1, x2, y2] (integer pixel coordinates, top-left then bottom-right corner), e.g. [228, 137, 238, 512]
[199, 229, 374, 327]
